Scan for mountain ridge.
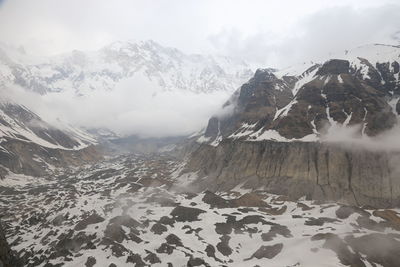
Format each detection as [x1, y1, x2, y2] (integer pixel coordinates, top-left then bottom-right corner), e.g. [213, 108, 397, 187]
[198, 43, 400, 145]
[0, 40, 253, 95]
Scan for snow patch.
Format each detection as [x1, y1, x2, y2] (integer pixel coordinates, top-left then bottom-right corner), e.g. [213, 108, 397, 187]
[274, 99, 298, 121]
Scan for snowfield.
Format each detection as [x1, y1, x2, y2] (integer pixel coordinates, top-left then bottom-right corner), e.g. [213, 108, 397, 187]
[1, 154, 400, 267]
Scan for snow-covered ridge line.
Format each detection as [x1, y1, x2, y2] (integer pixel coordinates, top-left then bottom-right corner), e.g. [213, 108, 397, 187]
[0, 40, 254, 96]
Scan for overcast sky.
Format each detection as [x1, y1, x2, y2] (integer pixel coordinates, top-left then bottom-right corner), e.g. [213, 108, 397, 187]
[1, 0, 400, 138]
[0, 0, 399, 68]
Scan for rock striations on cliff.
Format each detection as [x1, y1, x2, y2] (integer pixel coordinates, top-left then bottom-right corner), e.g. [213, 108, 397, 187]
[187, 44, 400, 208]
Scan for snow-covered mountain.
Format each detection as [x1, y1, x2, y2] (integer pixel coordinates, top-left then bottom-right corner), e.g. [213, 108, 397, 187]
[0, 40, 253, 95]
[200, 44, 400, 144]
[0, 40, 253, 177]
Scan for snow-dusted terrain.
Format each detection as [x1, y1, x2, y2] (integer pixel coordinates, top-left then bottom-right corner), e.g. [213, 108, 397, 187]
[1, 154, 400, 267]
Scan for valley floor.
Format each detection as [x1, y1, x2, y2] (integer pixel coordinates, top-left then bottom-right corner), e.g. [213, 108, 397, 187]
[1, 154, 400, 267]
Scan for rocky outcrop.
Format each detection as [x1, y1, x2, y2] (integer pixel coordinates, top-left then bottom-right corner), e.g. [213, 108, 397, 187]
[0, 139, 102, 176]
[0, 222, 20, 267]
[316, 59, 350, 75]
[185, 140, 400, 208]
[204, 68, 293, 140]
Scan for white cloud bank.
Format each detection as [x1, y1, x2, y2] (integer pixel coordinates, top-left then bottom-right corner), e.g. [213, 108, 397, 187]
[322, 123, 400, 152]
[2, 77, 230, 138]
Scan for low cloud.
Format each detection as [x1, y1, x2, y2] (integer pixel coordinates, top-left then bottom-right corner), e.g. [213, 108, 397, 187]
[321, 123, 400, 152]
[2, 77, 230, 138]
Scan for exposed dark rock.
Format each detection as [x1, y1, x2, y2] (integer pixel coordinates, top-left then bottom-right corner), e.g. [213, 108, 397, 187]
[203, 191, 269, 209]
[170, 206, 206, 222]
[335, 206, 369, 219]
[259, 205, 287, 215]
[104, 215, 142, 243]
[372, 210, 400, 230]
[52, 214, 67, 226]
[0, 222, 20, 267]
[150, 223, 167, 235]
[85, 256, 96, 267]
[126, 253, 146, 267]
[156, 243, 174, 255]
[312, 233, 365, 267]
[316, 59, 350, 75]
[346, 233, 400, 267]
[205, 244, 216, 259]
[261, 224, 292, 241]
[109, 215, 142, 228]
[202, 191, 231, 208]
[245, 243, 283, 260]
[237, 215, 274, 226]
[297, 202, 313, 211]
[166, 234, 183, 247]
[186, 140, 400, 208]
[105, 241, 129, 258]
[305, 217, 339, 226]
[356, 215, 385, 232]
[215, 222, 233, 235]
[74, 212, 105, 231]
[158, 216, 175, 226]
[54, 231, 96, 257]
[144, 250, 161, 264]
[204, 68, 292, 141]
[216, 235, 232, 256]
[187, 257, 209, 267]
[232, 193, 269, 207]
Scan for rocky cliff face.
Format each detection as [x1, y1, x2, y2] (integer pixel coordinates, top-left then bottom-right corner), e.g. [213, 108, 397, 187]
[0, 222, 19, 267]
[186, 140, 400, 208]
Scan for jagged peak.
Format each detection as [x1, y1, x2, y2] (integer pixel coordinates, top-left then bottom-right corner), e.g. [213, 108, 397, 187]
[316, 59, 350, 76]
[252, 68, 278, 81]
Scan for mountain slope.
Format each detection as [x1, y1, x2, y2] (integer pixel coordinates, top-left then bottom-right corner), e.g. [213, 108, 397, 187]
[187, 44, 400, 208]
[200, 44, 400, 144]
[0, 101, 95, 150]
[0, 99, 100, 177]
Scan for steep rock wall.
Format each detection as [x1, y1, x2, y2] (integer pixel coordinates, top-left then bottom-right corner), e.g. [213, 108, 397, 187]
[185, 140, 400, 208]
[0, 222, 20, 267]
